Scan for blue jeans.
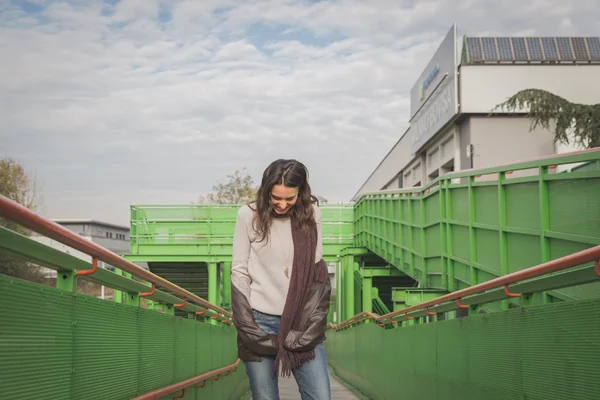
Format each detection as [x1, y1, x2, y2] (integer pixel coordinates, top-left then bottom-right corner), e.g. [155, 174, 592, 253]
[244, 309, 331, 400]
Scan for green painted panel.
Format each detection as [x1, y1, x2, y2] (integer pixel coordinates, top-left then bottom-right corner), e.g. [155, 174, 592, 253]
[413, 227, 422, 253]
[426, 256, 441, 274]
[505, 182, 540, 230]
[73, 296, 139, 400]
[474, 186, 498, 226]
[453, 260, 470, 284]
[0, 275, 249, 400]
[425, 224, 441, 255]
[353, 150, 600, 307]
[549, 179, 600, 239]
[130, 204, 354, 260]
[451, 225, 470, 261]
[327, 298, 600, 400]
[506, 233, 541, 273]
[412, 201, 422, 223]
[474, 229, 501, 274]
[138, 309, 176, 394]
[450, 188, 469, 221]
[424, 192, 440, 225]
[0, 276, 74, 400]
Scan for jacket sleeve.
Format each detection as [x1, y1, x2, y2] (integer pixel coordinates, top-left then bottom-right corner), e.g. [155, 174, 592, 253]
[283, 260, 332, 352]
[230, 207, 278, 356]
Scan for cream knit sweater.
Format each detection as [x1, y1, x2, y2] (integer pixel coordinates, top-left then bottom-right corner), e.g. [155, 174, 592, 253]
[231, 203, 323, 316]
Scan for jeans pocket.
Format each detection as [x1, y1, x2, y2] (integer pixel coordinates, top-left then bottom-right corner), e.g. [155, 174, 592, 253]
[253, 310, 280, 335]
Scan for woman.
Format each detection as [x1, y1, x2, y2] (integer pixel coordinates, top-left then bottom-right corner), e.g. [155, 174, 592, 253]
[231, 159, 332, 400]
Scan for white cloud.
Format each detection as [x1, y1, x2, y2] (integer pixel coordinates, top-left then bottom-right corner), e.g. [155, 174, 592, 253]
[1, 0, 598, 224]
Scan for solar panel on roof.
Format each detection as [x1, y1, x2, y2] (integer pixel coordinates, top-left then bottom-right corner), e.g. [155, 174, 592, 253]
[496, 37, 513, 60]
[526, 38, 543, 60]
[587, 37, 600, 60]
[511, 38, 528, 60]
[555, 37, 574, 60]
[481, 37, 497, 60]
[467, 37, 483, 61]
[541, 37, 559, 60]
[571, 37, 590, 60]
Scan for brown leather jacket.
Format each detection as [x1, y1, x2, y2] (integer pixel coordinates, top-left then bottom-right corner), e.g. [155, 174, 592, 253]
[231, 274, 332, 362]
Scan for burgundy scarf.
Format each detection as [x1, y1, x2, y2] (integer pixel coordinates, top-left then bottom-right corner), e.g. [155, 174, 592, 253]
[272, 214, 328, 377]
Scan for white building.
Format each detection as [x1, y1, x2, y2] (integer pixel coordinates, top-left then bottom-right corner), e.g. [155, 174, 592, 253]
[32, 219, 134, 278]
[353, 26, 600, 199]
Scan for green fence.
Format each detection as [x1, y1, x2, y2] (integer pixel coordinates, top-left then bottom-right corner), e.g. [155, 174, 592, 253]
[128, 204, 354, 262]
[326, 297, 600, 400]
[355, 150, 600, 306]
[0, 274, 248, 400]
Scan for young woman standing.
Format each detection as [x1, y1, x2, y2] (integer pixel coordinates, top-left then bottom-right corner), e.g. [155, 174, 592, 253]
[231, 159, 332, 400]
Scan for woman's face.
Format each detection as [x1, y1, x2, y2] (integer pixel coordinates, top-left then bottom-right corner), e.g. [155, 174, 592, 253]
[270, 184, 299, 214]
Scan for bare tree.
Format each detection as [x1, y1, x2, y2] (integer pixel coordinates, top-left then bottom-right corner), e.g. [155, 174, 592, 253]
[198, 168, 257, 204]
[0, 157, 45, 282]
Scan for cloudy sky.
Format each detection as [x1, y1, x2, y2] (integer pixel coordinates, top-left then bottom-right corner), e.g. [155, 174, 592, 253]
[1, 0, 598, 225]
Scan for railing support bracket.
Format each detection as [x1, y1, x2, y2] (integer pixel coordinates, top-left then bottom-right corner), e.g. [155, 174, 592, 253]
[76, 257, 98, 276]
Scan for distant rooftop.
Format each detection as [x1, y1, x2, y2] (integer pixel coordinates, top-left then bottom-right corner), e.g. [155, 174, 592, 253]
[462, 36, 600, 64]
[52, 219, 129, 231]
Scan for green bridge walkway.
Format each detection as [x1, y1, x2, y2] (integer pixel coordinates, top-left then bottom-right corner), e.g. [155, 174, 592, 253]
[1, 149, 600, 399]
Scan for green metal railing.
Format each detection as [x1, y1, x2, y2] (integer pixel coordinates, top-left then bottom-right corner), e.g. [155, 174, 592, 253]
[0, 195, 249, 400]
[354, 148, 600, 310]
[326, 245, 600, 399]
[127, 204, 354, 262]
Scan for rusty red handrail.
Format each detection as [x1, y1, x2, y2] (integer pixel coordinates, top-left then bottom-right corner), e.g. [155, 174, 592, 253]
[76, 257, 98, 276]
[131, 359, 241, 400]
[333, 244, 600, 330]
[0, 194, 230, 317]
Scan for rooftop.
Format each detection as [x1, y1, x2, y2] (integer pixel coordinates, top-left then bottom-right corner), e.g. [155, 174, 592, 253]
[462, 36, 600, 64]
[52, 219, 129, 231]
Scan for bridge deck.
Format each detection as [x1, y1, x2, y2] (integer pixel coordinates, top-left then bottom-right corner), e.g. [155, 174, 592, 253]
[250, 369, 360, 399]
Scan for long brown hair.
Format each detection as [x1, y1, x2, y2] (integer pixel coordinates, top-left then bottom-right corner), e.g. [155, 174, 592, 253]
[251, 159, 318, 243]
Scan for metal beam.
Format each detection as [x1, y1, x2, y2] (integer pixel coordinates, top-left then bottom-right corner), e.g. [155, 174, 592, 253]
[361, 267, 405, 277]
[0, 197, 231, 317]
[398, 262, 600, 320]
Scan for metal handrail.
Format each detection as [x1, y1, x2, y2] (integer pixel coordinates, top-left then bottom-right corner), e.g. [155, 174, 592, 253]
[0, 194, 231, 317]
[331, 245, 600, 330]
[131, 359, 241, 400]
[358, 147, 600, 199]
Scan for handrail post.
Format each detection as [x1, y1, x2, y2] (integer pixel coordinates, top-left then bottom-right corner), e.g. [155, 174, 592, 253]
[56, 269, 76, 292]
[539, 165, 551, 305]
[113, 268, 123, 303]
[498, 171, 510, 311]
[125, 292, 140, 307]
[223, 261, 231, 309]
[362, 277, 373, 316]
[208, 262, 218, 325]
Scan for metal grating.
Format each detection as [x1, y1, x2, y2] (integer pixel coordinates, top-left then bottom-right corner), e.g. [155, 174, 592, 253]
[0, 274, 249, 400]
[0, 277, 74, 399]
[463, 36, 600, 63]
[327, 298, 600, 400]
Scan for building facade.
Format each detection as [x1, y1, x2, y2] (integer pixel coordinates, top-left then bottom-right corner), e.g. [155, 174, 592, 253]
[32, 220, 134, 284]
[353, 26, 600, 200]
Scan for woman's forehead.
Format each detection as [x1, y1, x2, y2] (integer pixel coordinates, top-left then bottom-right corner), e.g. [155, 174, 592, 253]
[271, 184, 298, 198]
